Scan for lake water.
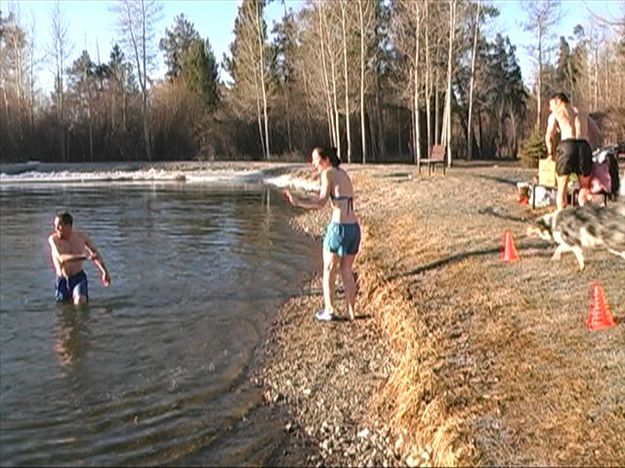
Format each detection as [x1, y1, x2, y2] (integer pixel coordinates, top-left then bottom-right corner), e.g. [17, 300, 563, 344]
[0, 182, 319, 465]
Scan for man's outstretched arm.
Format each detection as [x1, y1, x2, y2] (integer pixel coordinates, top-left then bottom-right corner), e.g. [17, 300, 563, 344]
[84, 234, 111, 286]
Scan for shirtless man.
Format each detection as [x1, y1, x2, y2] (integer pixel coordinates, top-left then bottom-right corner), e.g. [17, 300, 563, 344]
[545, 92, 593, 210]
[48, 212, 111, 305]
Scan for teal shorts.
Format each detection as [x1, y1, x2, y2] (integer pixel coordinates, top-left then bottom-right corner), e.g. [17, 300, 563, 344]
[323, 222, 361, 256]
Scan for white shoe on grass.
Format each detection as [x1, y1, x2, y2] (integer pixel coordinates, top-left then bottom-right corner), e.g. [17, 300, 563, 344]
[315, 310, 336, 322]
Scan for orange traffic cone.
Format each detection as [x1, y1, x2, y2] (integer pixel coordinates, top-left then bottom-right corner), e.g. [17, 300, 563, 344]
[586, 282, 616, 330]
[500, 230, 520, 262]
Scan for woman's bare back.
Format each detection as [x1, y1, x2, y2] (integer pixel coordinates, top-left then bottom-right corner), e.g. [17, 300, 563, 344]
[327, 168, 358, 224]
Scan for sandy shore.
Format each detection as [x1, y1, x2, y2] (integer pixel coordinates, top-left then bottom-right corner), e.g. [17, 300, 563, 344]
[252, 162, 624, 467]
[5, 160, 623, 466]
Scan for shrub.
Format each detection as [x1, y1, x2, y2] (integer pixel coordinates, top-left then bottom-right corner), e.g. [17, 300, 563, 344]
[520, 126, 547, 168]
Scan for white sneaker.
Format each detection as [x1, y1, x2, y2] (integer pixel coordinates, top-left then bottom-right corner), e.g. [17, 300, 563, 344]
[315, 310, 336, 322]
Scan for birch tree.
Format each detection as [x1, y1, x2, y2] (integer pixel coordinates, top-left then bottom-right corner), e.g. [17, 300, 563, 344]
[441, 0, 456, 166]
[49, 0, 72, 162]
[467, 0, 480, 160]
[225, 0, 272, 159]
[339, 0, 352, 162]
[112, 0, 162, 161]
[356, 0, 376, 163]
[390, 0, 423, 162]
[271, 3, 296, 152]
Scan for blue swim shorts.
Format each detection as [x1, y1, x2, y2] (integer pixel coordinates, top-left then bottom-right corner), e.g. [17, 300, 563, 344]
[55, 270, 89, 302]
[323, 222, 361, 256]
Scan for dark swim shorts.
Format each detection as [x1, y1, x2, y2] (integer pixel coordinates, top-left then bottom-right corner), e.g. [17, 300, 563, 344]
[556, 139, 593, 177]
[323, 222, 361, 256]
[55, 270, 89, 302]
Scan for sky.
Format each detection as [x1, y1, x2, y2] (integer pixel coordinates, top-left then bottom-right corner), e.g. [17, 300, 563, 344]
[2, 0, 623, 94]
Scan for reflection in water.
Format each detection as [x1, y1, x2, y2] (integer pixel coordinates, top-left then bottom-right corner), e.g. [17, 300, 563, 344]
[53, 305, 113, 368]
[53, 305, 90, 367]
[0, 183, 319, 466]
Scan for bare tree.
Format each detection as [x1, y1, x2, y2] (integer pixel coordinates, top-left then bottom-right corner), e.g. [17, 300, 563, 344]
[339, 0, 352, 162]
[49, 0, 72, 162]
[316, 2, 338, 149]
[358, 0, 367, 163]
[225, 0, 273, 159]
[251, 0, 270, 159]
[27, 12, 40, 129]
[323, 2, 342, 159]
[521, 0, 561, 129]
[467, 0, 481, 160]
[441, 0, 456, 166]
[112, 0, 162, 161]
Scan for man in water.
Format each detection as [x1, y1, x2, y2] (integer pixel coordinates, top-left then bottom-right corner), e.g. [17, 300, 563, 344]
[48, 211, 111, 305]
[545, 92, 593, 210]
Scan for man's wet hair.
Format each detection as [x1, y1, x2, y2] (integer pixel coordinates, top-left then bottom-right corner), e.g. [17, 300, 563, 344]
[56, 211, 73, 226]
[552, 92, 570, 104]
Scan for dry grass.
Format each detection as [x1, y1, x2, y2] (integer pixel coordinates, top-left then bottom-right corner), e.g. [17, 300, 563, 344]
[347, 163, 625, 466]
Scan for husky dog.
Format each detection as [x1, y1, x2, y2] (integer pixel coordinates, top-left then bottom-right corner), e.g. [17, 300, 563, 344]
[527, 203, 625, 271]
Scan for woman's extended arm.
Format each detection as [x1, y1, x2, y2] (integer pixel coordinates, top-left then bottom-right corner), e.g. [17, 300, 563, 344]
[284, 170, 330, 209]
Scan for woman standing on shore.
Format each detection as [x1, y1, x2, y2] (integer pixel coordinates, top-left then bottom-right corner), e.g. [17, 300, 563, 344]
[284, 147, 361, 321]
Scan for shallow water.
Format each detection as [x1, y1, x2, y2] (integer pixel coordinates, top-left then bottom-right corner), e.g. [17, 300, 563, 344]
[0, 182, 319, 465]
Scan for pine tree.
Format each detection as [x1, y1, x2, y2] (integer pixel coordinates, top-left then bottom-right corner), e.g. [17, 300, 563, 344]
[520, 125, 547, 168]
[180, 38, 220, 110]
[159, 14, 200, 81]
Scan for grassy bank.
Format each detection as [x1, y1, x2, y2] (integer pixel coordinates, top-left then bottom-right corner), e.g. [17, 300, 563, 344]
[258, 162, 624, 466]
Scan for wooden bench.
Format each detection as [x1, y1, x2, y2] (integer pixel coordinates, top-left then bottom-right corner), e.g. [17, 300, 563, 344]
[418, 144, 446, 176]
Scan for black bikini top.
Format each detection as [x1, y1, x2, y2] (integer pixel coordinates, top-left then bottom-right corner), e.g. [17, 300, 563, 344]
[330, 193, 354, 211]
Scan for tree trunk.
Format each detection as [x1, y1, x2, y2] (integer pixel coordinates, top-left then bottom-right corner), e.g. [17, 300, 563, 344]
[329, 40, 341, 158]
[367, 97, 377, 162]
[375, 63, 384, 162]
[593, 40, 598, 110]
[253, 67, 266, 157]
[88, 102, 94, 162]
[340, 0, 351, 163]
[255, 0, 270, 159]
[510, 106, 518, 157]
[478, 110, 483, 158]
[141, 1, 151, 161]
[358, 0, 366, 164]
[467, 0, 480, 161]
[414, 2, 422, 165]
[537, 25, 543, 129]
[318, 4, 337, 147]
[435, 73, 440, 145]
[397, 105, 401, 158]
[142, 95, 151, 161]
[425, 3, 432, 153]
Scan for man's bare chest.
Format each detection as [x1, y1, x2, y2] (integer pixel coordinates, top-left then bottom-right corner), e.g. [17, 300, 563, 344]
[56, 236, 86, 254]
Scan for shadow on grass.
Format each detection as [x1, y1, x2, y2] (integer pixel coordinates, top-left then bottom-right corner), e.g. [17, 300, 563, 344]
[317, 314, 372, 323]
[477, 206, 530, 223]
[476, 174, 521, 187]
[389, 240, 552, 280]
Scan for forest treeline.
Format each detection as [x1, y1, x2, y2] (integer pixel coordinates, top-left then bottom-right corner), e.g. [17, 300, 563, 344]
[1, 0, 624, 164]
